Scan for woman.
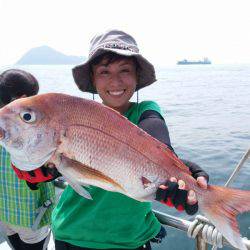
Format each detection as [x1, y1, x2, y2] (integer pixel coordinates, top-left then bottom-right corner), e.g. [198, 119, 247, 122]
[52, 30, 209, 250]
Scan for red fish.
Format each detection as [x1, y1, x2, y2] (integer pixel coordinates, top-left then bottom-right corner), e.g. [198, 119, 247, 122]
[0, 93, 249, 249]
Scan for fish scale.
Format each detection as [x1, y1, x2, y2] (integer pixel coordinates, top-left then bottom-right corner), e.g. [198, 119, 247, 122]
[62, 124, 168, 198]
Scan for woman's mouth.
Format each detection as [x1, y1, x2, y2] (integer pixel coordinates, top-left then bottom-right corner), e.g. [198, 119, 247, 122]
[108, 90, 125, 96]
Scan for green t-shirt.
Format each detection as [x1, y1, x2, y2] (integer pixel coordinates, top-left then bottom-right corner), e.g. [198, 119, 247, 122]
[52, 101, 162, 249]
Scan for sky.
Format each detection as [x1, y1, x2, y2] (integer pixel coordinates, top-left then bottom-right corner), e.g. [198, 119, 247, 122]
[0, 0, 250, 67]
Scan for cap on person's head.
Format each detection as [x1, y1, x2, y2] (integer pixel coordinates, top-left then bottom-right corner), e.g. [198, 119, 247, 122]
[72, 29, 156, 93]
[0, 69, 39, 106]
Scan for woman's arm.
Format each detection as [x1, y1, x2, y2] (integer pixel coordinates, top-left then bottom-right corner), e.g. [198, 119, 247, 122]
[138, 110, 209, 215]
[138, 110, 173, 150]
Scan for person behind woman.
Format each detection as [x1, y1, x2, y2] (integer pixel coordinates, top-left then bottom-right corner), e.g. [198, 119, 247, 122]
[0, 69, 55, 250]
[51, 30, 209, 250]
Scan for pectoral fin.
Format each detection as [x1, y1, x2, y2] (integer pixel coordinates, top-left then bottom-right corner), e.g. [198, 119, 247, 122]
[64, 174, 92, 200]
[55, 156, 92, 199]
[56, 154, 125, 195]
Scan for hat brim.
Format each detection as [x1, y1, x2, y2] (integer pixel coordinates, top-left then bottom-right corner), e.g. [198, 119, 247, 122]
[72, 48, 156, 94]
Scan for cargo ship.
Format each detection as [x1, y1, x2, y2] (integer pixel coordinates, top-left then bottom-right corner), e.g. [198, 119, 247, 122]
[177, 57, 211, 65]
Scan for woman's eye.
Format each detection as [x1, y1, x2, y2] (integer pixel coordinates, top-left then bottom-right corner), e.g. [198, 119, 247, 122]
[121, 68, 130, 73]
[20, 111, 36, 123]
[100, 70, 109, 75]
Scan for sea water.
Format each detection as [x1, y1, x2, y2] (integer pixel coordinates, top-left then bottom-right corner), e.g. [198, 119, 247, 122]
[0, 64, 249, 249]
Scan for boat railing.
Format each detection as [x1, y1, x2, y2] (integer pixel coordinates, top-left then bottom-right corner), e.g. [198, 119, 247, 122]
[224, 148, 250, 187]
[153, 210, 250, 250]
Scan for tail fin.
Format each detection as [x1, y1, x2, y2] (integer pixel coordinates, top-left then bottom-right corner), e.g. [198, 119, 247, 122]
[198, 185, 250, 250]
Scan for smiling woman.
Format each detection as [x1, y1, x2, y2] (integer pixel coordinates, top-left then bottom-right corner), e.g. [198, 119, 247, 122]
[48, 29, 208, 250]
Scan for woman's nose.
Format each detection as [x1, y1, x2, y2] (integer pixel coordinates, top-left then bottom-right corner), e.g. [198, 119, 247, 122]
[108, 73, 122, 86]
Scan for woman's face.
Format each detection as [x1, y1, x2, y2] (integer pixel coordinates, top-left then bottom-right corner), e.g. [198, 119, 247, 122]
[92, 57, 137, 114]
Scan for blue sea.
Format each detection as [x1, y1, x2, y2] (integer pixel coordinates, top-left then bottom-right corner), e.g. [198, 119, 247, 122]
[0, 64, 249, 249]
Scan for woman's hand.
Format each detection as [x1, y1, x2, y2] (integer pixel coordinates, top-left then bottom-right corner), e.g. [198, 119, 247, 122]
[197, 176, 208, 189]
[187, 176, 208, 204]
[156, 175, 208, 215]
[156, 177, 197, 215]
[181, 160, 209, 204]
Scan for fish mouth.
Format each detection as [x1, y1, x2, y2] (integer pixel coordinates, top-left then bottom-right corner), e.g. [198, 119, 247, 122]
[11, 148, 57, 171]
[0, 127, 6, 140]
[0, 127, 11, 145]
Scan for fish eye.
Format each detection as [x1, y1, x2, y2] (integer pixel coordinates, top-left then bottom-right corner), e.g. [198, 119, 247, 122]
[20, 111, 36, 123]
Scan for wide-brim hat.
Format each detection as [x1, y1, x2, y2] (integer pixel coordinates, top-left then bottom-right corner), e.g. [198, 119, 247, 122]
[72, 30, 156, 93]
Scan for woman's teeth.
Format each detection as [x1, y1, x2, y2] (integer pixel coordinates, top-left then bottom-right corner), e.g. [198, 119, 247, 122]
[108, 90, 125, 96]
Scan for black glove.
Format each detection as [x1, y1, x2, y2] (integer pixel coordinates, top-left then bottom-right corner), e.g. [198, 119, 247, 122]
[25, 165, 61, 190]
[156, 180, 198, 215]
[26, 181, 39, 190]
[181, 159, 209, 182]
[41, 165, 62, 180]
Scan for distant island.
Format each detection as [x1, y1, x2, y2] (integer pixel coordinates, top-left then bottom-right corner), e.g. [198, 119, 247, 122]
[16, 46, 85, 65]
[177, 57, 211, 65]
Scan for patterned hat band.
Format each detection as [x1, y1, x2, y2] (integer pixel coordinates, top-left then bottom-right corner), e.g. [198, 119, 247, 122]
[89, 42, 139, 57]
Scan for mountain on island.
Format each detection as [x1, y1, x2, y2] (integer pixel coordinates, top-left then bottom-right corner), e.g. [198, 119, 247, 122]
[16, 46, 85, 65]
